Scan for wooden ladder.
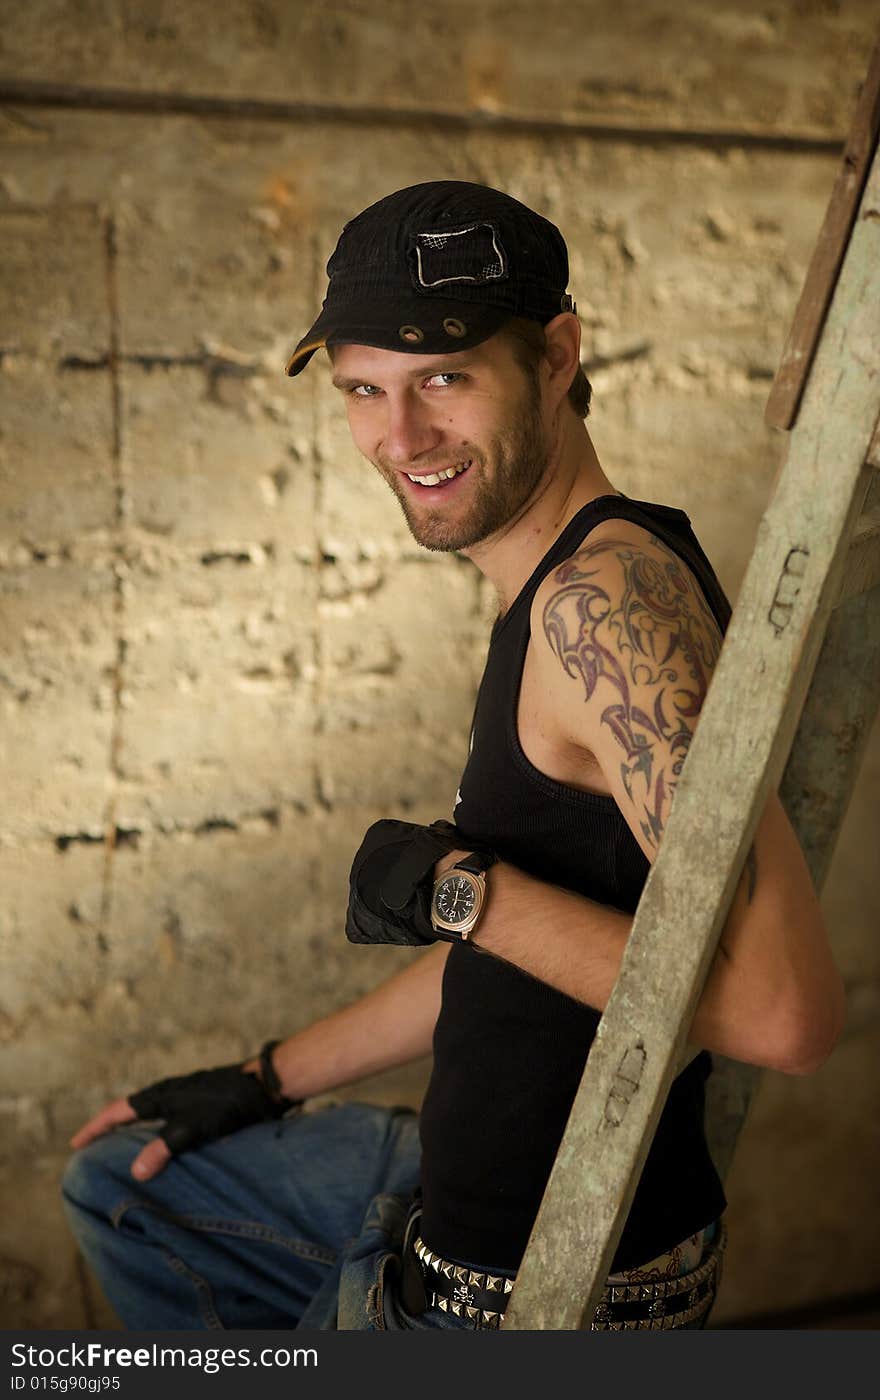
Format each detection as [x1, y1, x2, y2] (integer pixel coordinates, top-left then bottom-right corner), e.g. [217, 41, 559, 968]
[503, 34, 880, 1331]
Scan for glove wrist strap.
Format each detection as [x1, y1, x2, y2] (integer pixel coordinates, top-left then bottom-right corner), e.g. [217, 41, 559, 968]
[257, 1039, 298, 1107]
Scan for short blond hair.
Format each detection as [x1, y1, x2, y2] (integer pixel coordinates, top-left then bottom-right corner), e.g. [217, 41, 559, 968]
[500, 317, 592, 418]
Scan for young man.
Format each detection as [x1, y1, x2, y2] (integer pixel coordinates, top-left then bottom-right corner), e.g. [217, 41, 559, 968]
[63, 182, 845, 1331]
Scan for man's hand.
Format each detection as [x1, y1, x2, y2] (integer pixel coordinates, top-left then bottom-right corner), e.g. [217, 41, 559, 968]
[69, 1061, 293, 1182]
[346, 817, 465, 947]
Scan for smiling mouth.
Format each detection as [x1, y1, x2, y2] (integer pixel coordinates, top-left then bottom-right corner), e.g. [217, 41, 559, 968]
[405, 460, 472, 487]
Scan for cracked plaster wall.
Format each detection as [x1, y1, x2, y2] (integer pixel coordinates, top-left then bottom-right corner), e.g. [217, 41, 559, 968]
[0, 0, 878, 1329]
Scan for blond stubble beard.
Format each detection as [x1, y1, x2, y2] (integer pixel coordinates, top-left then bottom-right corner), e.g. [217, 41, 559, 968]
[374, 379, 549, 553]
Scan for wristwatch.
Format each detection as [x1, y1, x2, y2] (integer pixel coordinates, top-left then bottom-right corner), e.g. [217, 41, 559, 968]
[430, 850, 498, 942]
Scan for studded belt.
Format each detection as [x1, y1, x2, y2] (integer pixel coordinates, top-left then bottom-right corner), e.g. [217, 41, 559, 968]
[412, 1223, 726, 1330]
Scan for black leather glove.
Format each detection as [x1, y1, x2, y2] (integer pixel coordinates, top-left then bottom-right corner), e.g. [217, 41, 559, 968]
[128, 1053, 297, 1156]
[346, 818, 464, 947]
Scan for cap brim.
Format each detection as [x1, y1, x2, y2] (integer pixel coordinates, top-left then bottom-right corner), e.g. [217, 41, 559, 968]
[284, 336, 327, 376]
[285, 299, 510, 377]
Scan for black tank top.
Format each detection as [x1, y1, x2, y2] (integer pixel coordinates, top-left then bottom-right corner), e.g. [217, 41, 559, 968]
[418, 495, 729, 1271]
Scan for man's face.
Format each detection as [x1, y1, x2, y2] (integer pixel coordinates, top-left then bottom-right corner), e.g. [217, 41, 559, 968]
[330, 331, 550, 553]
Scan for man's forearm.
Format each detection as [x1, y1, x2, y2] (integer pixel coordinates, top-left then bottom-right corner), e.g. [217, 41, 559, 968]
[470, 864, 630, 1018]
[466, 867, 756, 1065]
[457, 793, 844, 1073]
[259, 942, 449, 1101]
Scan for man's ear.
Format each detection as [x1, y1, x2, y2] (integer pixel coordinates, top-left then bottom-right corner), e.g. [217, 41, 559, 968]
[542, 313, 582, 408]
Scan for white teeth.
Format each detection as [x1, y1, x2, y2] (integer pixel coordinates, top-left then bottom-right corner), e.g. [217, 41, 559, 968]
[407, 460, 471, 485]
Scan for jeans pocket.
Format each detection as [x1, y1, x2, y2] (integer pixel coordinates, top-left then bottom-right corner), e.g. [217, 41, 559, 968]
[337, 1190, 408, 1331]
[338, 1189, 478, 1331]
[366, 1250, 397, 1331]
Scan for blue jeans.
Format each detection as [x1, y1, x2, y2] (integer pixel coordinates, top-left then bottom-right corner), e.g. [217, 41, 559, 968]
[62, 1102, 469, 1330]
[62, 1101, 714, 1330]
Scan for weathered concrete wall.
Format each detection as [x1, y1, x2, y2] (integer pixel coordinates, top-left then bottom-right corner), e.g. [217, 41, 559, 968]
[0, 1, 878, 1328]
[1, 0, 870, 137]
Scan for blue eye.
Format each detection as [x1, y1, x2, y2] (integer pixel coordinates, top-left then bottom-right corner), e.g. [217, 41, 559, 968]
[353, 384, 381, 398]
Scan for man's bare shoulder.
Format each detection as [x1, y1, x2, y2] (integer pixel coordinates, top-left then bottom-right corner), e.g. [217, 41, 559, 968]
[529, 514, 721, 665]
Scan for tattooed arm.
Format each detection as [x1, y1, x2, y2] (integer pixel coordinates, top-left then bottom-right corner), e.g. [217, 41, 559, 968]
[455, 522, 845, 1074]
[540, 524, 721, 856]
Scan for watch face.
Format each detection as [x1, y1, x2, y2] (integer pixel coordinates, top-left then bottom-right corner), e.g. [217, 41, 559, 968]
[434, 872, 478, 927]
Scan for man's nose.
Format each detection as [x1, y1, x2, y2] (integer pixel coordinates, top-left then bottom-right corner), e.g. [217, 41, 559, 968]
[382, 394, 441, 466]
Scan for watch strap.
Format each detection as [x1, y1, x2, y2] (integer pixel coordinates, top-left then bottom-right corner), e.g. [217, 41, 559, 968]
[452, 849, 498, 877]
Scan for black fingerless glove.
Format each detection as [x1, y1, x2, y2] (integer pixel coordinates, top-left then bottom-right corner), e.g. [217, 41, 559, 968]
[128, 1049, 298, 1156]
[346, 818, 463, 947]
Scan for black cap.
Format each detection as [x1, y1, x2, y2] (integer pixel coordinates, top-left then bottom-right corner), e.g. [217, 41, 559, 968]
[285, 180, 574, 377]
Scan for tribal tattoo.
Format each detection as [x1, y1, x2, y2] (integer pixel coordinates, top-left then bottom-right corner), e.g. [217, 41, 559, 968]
[542, 535, 722, 853]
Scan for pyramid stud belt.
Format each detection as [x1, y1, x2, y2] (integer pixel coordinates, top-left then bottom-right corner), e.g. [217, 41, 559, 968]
[412, 1237, 513, 1329]
[412, 1224, 726, 1330]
